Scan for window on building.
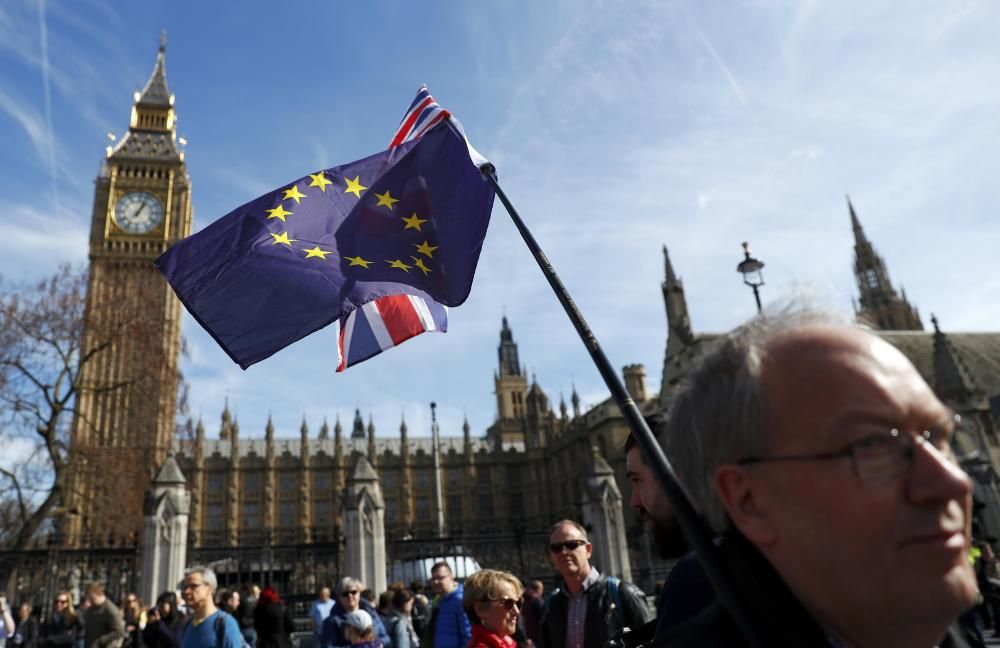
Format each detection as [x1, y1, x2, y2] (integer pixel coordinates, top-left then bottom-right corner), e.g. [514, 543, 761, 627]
[414, 471, 430, 489]
[242, 502, 260, 528]
[243, 472, 261, 494]
[314, 473, 331, 491]
[384, 497, 398, 522]
[208, 473, 225, 492]
[313, 501, 331, 526]
[207, 503, 224, 529]
[864, 268, 879, 289]
[279, 472, 297, 493]
[509, 493, 524, 517]
[382, 470, 398, 490]
[447, 494, 463, 517]
[415, 497, 430, 521]
[446, 470, 461, 489]
[478, 494, 493, 517]
[279, 501, 296, 528]
[477, 468, 491, 485]
[506, 464, 520, 483]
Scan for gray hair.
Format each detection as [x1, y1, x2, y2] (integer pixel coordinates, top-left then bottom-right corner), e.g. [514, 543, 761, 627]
[182, 566, 218, 592]
[663, 302, 850, 532]
[548, 519, 588, 542]
[336, 576, 364, 596]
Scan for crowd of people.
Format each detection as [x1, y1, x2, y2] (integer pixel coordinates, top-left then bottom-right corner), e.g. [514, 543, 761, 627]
[1, 306, 995, 647]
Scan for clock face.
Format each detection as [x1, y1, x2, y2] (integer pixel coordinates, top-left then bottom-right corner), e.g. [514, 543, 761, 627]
[114, 191, 164, 235]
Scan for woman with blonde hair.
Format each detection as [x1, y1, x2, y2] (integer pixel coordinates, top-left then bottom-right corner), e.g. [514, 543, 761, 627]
[462, 570, 523, 648]
[40, 592, 80, 648]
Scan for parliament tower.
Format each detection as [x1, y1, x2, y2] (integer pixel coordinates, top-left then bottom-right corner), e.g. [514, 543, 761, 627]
[67, 37, 192, 545]
[849, 197, 923, 331]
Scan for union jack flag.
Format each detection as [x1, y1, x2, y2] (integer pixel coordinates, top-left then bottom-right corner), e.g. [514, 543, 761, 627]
[336, 86, 481, 372]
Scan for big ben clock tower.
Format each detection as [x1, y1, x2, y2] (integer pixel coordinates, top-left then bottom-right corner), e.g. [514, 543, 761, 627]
[67, 35, 192, 546]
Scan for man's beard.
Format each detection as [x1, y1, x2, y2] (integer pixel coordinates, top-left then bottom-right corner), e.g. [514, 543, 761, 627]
[649, 514, 689, 560]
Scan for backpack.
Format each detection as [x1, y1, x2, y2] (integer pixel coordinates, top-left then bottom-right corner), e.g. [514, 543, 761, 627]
[606, 576, 625, 627]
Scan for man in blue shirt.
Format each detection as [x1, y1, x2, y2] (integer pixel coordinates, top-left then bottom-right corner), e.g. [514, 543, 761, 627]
[429, 562, 470, 648]
[179, 567, 242, 648]
[309, 588, 334, 645]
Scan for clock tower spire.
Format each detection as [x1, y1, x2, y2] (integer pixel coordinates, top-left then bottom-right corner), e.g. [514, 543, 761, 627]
[67, 34, 193, 546]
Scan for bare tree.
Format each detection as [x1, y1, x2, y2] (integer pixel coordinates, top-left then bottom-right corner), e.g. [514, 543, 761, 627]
[0, 265, 188, 551]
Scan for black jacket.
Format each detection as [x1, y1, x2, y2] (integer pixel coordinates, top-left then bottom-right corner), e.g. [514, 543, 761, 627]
[140, 614, 187, 648]
[658, 532, 973, 648]
[13, 616, 40, 648]
[253, 601, 294, 648]
[40, 615, 81, 648]
[540, 574, 651, 648]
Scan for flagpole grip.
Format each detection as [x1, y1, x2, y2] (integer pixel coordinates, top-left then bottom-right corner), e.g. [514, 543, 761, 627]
[482, 168, 763, 648]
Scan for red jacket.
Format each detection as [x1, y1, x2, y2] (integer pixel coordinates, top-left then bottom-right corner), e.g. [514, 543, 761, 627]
[465, 624, 515, 648]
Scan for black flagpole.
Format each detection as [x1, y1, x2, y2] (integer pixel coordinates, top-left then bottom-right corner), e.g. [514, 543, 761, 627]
[481, 167, 763, 648]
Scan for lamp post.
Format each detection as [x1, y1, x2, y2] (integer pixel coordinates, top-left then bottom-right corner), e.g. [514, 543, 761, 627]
[736, 241, 765, 314]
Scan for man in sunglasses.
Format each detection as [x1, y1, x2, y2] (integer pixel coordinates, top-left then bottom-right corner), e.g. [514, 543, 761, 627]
[540, 520, 650, 648]
[660, 308, 979, 647]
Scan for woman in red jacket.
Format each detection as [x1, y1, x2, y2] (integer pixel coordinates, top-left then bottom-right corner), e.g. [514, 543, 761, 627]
[461, 570, 523, 648]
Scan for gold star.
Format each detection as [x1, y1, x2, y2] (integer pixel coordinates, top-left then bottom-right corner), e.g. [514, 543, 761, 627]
[374, 190, 399, 210]
[303, 246, 332, 260]
[346, 256, 372, 269]
[386, 259, 412, 272]
[309, 172, 332, 192]
[282, 185, 307, 204]
[411, 256, 432, 276]
[401, 213, 427, 231]
[266, 204, 293, 222]
[413, 240, 439, 258]
[271, 231, 296, 246]
[344, 175, 367, 198]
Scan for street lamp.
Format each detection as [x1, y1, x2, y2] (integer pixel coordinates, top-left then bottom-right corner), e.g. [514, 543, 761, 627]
[736, 241, 765, 314]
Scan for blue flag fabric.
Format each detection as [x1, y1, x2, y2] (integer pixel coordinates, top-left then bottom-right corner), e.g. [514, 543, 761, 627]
[155, 121, 494, 369]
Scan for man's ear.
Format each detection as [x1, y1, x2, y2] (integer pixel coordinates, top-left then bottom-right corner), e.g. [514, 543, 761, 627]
[713, 465, 776, 546]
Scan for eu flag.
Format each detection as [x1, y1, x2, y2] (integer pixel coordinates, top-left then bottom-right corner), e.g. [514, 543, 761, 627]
[155, 120, 495, 369]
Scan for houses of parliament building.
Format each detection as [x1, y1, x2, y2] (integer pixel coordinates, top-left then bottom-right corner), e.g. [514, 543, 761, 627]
[64, 41, 1000, 585]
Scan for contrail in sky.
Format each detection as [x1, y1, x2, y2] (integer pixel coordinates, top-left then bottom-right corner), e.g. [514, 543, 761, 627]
[681, 3, 749, 108]
[38, 0, 60, 216]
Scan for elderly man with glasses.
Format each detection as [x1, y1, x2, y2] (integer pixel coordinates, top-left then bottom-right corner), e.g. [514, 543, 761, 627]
[178, 567, 242, 648]
[660, 307, 979, 647]
[539, 519, 650, 648]
[319, 578, 389, 648]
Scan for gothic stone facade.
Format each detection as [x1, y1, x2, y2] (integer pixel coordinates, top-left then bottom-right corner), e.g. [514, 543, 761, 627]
[172, 317, 654, 565]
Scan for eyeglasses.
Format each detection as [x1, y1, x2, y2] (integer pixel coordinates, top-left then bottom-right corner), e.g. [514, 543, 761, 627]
[548, 540, 587, 554]
[341, 590, 359, 597]
[180, 583, 206, 591]
[55, 599, 69, 605]
[737, 414, 966, 483]
[489, 597, 520, 611]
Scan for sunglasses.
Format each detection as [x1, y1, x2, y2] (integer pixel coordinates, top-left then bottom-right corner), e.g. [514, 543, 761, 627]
[55, 599, 69, 605]
[490, 597, 520, 611]
[548, 540, 587, 553]
[341, 590, 359, 597]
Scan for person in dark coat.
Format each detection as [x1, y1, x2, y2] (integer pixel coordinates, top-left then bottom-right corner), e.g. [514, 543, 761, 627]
[252, 588, 294, 648]
[12, 603, 39, 648]
[140, 593, 187, 648]
[540, 521, 650, 648]
[40, 593, 82, 648]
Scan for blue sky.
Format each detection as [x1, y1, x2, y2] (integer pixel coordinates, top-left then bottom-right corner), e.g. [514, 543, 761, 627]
[1, 0, 997, 443]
